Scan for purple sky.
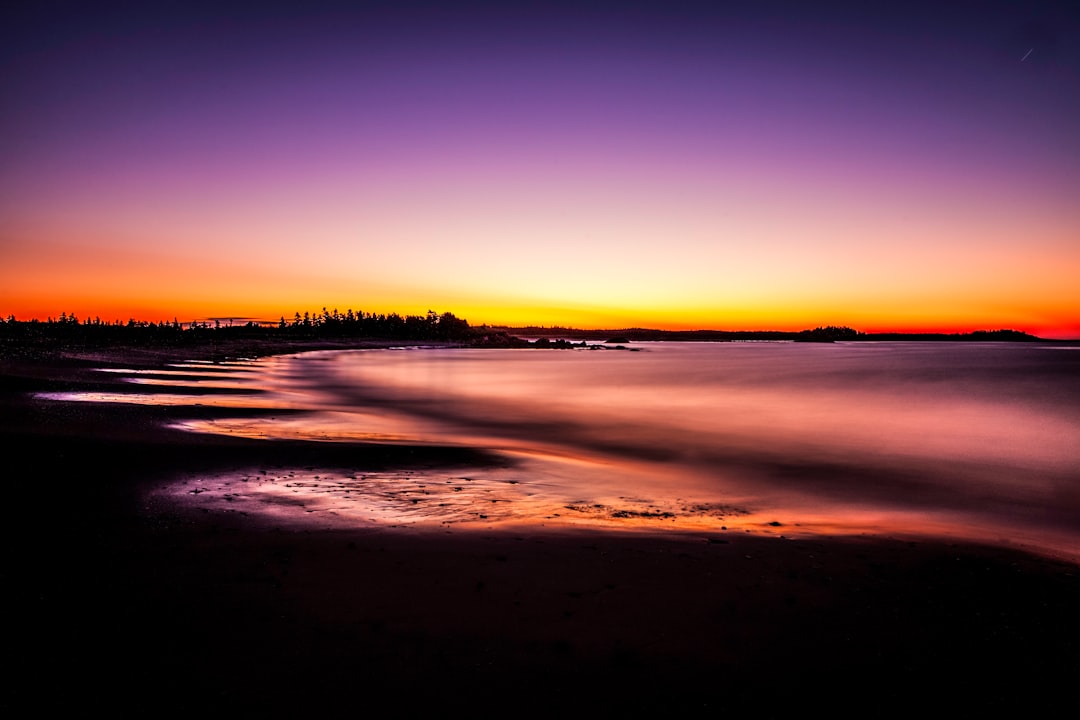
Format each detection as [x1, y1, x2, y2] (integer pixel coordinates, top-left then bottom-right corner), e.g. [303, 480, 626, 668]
[3, 1, 1078, 333]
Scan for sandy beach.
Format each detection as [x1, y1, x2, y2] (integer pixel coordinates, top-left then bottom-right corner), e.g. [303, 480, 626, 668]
[4, 345, 1079, 713]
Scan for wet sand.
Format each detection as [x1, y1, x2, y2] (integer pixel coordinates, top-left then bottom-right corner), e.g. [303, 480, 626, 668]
[3, 346, 1079, 713]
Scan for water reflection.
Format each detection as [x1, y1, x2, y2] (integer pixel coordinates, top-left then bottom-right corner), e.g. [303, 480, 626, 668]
[157, 453, 759, 533]
[51, 344, 1080, 558]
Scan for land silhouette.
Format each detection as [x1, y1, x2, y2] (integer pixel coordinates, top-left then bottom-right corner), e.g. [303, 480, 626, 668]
[0, 309, 1052, 360]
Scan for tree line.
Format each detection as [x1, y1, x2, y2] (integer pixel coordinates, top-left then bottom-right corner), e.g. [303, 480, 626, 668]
[0, 308, 479, 348]
[0, 311, 1045, 351]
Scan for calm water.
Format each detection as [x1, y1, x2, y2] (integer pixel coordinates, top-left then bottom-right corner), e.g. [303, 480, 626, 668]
[47, 342, 1080, 558]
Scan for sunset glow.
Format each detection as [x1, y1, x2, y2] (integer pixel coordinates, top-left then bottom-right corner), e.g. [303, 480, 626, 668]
[3, 1, 1078, 336]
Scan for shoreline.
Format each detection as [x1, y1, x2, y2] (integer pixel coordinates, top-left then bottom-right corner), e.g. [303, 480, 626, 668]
[5, 348, 1079, 711]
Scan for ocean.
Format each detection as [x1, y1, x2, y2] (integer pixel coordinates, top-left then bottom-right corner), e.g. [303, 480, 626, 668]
[51, 341, 1080, 558]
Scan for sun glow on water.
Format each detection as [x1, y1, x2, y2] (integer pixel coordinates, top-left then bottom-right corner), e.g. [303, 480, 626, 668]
[49, 343, 1080, 560]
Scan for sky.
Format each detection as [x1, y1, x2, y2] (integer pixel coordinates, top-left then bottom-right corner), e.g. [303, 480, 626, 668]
[2, 0, 1078, 335]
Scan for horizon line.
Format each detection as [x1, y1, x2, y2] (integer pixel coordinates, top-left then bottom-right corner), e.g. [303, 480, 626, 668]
[4, 311, 1073, 341]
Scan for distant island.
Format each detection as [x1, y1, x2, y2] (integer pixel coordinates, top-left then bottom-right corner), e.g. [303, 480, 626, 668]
[490, 324, 1047, 343]
[0, 309, 1057, 359]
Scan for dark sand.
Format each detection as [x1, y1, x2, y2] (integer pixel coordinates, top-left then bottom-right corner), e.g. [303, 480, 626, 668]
[4, 345, 1079, 713]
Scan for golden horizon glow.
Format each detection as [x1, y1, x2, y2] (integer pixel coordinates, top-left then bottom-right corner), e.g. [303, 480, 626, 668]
[3, 292, 1077, 339]
[4, 210, 1079, 338]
